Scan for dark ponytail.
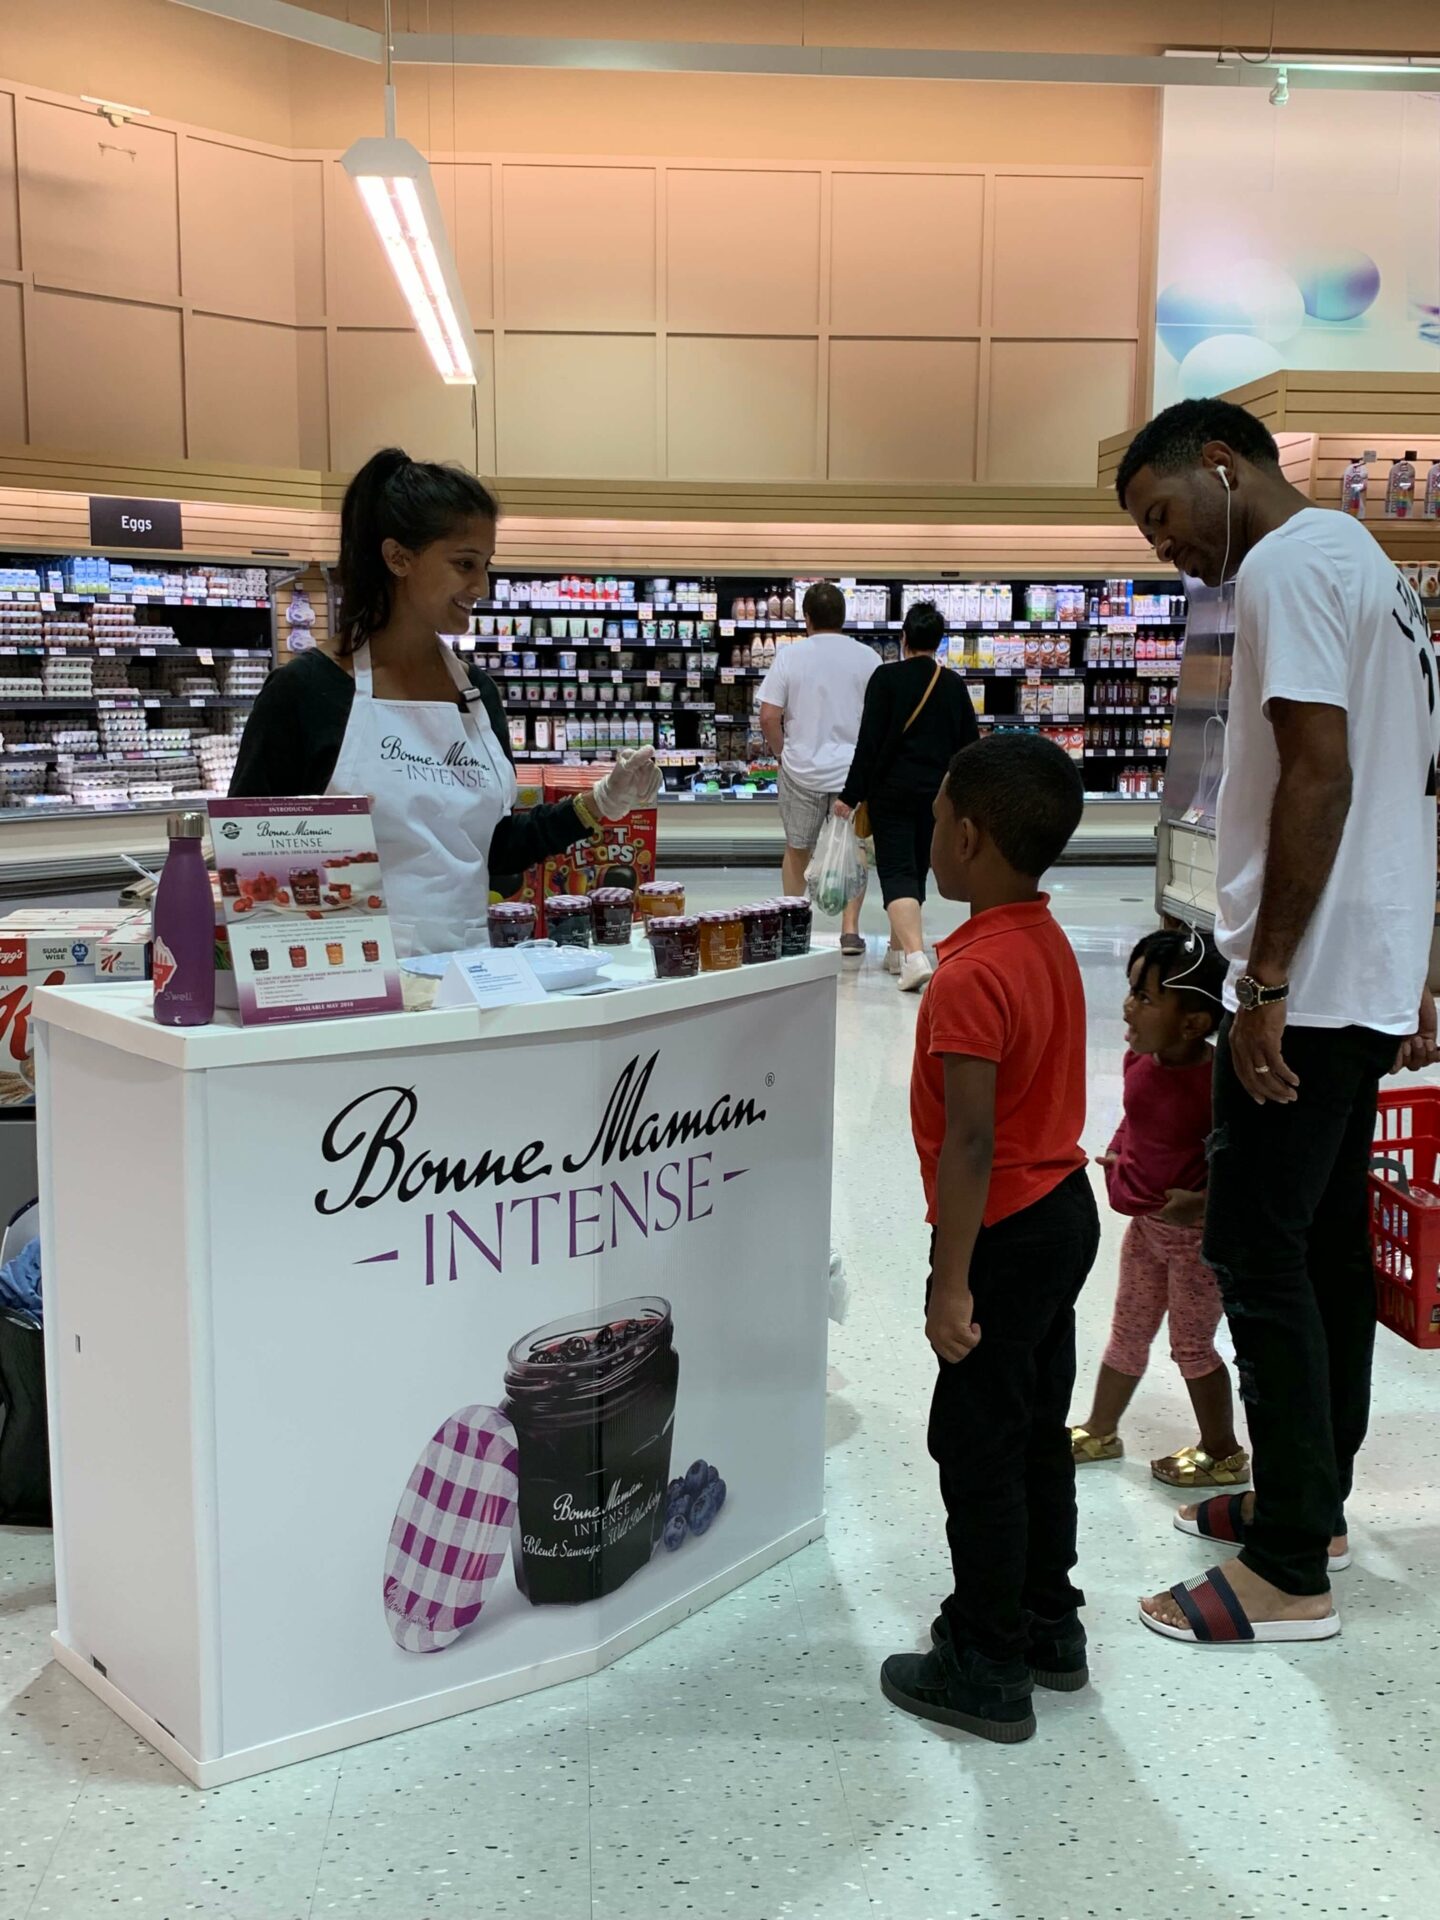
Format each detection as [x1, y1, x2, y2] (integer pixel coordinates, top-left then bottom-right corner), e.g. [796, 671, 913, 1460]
[337, 448, 500, 651]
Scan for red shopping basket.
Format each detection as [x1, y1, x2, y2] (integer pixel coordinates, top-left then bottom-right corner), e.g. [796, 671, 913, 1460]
[1370, 1088, 1440, 1349]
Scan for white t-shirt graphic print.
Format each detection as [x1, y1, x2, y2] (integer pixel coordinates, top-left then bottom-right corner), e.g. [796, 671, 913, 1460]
[1215, 508, 1440, 1034]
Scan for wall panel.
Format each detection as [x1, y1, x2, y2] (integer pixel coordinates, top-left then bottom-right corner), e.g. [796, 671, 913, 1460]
[990, 174, 1145, 339]
[502, 165, 655, 330]
[187, 314, 327, 468]
[498, 334, 657, 478]
[329, 328, 493, 473]
[28, 289, 185, 459]
[829, 172, 984, 335]
[0, 283, 25, 443]
[181, 140, 324, 324]
[431, 163, 495, 326]
[828, 338, 979, 481]
[666, 170, 822, 333]
[668, 337, 819, 480]
[0, 89, 19, 271]
[20, 98, 180, 302]
[987, 338, 1136, 482]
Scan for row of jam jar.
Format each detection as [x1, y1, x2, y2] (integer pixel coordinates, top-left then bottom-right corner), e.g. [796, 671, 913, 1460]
[488, 886, 813, 975]
[649, 899, 812, 977]
[488, 881, 689, 950]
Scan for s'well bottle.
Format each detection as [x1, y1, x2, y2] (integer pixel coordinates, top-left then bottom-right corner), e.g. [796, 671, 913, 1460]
[152, 811, 215, 1026]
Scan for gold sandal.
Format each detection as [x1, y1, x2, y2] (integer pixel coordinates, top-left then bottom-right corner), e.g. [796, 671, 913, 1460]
[1150, 1445, 1251, 1488]
[1071, 1426, 1123, 1464]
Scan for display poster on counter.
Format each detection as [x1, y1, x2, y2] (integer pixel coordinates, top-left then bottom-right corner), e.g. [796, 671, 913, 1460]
[207, 798, 403, 1024]
[201, 985, 833, 1754]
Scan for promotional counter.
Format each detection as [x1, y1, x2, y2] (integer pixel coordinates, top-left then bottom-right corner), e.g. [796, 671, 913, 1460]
[33, 947, 838, 1786]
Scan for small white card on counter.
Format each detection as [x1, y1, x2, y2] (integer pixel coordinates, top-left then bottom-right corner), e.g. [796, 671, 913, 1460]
[435, 945, 548, 1009]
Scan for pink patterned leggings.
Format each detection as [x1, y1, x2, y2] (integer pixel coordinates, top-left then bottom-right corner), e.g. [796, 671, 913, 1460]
[1102, 1213, 1224, 1381]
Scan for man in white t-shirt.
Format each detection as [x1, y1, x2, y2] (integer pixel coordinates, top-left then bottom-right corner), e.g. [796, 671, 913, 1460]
[1117, 397, 1440, 1648]
[759, 581, 878, 958]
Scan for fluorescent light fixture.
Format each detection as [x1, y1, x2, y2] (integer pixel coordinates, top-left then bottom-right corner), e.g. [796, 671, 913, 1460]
[341, 134, 477, 386]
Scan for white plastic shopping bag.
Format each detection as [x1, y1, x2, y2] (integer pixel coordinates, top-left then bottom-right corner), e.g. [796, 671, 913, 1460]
[805, 813, 866, 918]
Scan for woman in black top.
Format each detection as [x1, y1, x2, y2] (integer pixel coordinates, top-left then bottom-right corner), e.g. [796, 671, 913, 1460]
[230, 448, 658, 957]
[836, 602, 978, 991]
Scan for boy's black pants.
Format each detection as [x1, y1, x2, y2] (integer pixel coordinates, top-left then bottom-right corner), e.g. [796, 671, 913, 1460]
[929, 1166, 1100, 1666]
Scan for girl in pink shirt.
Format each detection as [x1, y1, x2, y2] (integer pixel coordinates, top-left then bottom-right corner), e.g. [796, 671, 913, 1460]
[1071, 929, 1249, 1490]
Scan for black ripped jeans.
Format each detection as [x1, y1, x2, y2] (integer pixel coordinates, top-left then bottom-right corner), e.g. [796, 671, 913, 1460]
[1204, 1017, 1397, 1596]
[928, 1167, 1100, 1664]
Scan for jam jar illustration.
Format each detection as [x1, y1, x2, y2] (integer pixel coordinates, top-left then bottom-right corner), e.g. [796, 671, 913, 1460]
[503, 1296, 678, 1605]
[290, 868, 322, 908]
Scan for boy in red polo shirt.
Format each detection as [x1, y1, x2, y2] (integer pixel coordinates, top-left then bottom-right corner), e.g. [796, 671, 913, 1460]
[881, 733, 1099, 1744]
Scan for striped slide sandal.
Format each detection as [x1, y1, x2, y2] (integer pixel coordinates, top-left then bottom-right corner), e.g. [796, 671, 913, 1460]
[1139, 1565, 1340, 1645]
[1173, 1492, 1352, 1571]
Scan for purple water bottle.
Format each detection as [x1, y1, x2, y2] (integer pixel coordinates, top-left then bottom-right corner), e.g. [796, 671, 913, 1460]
[152, 811, 215, 1027]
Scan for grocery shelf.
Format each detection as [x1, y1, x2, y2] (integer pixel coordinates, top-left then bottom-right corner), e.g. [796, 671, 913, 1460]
[0, 645, 271, 660]
[0, 590, 270, 609]
[0, 549, 276, 830]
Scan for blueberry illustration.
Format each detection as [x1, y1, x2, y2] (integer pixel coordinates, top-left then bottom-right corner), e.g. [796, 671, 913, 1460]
[705, 1463, 720, 1486]
[663, 1511, 688, 1551]
[666, 1476, 687, 1506]
[684, 1459, 709, 1496]
[562, 1336, 589, 1364]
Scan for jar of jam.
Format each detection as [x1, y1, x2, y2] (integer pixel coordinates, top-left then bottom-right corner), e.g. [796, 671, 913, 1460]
[546, 896, 593, 948]
[647, 914, 700, 978]
[488, 901, 537, 948]
[698, 909, 744, 972]
[774, 896, 813, 957]
[637, 879, 686, 923]
[589, 887, 635, 946]
[289, 868, 321, 907]
[741, 901, 783, 964]
[503, 1297, 678, 1605]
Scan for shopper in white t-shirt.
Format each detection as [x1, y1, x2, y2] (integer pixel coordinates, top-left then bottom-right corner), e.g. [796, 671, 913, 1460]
[1117, 397, 1440, 1649]
[759, 581, 879, 958]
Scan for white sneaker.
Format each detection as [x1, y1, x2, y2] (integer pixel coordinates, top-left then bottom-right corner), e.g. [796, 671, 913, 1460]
[885, 945, 903, 975]
[898, 951, 933, 993]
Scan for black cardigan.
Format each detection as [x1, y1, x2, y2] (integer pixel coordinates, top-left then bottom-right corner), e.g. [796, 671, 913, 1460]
[229, 650, 590, 878]
[841, 656, 979, 808]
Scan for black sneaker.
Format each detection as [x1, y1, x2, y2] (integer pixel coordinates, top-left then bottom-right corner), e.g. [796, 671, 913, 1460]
[880, 1638, 1036, 1743]
[930, 1607, 1089, 1693]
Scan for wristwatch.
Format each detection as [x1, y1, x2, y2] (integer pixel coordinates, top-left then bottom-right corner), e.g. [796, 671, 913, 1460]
[1234, 973, 1290, 1011]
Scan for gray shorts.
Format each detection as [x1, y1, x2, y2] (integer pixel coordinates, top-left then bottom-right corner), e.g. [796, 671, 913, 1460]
[778, 764, 836, 852]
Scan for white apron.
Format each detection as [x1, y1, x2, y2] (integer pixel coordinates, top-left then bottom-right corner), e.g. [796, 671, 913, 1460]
[327, 641, 518, 959]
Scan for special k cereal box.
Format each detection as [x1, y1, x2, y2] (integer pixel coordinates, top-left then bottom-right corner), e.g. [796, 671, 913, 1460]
[0, 915, 116, 1105]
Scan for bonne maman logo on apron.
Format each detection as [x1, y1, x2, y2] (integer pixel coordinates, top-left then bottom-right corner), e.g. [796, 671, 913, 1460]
[378, 734, 494, 791]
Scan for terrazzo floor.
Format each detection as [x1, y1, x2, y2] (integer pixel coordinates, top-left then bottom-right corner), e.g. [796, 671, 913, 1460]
[3, 867, 1439, 1920]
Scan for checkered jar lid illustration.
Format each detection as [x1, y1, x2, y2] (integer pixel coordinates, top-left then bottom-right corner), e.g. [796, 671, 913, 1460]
[382, 1405, 520, 1653]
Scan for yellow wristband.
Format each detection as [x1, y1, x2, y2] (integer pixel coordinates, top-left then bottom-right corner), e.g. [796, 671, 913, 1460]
[573, 791, 600, 834]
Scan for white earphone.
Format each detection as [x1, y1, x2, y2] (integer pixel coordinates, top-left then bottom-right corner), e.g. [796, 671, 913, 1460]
[1217, 466, 1231, 491]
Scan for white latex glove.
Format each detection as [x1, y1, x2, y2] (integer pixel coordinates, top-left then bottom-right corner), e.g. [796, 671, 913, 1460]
[591, 745, 662, 820]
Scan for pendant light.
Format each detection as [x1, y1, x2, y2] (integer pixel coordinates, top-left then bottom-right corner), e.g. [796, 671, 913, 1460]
[340, 0, 477, 386]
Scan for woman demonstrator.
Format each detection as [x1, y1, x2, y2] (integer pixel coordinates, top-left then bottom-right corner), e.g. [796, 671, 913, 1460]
[231, 449, 660, 958]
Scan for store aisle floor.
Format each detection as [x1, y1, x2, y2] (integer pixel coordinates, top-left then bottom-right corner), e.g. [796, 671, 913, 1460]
[3, 868, 1439, 1920]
